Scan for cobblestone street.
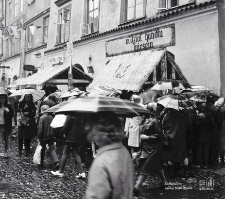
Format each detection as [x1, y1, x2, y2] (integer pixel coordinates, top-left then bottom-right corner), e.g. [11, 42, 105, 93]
[0, 133, 224, 199]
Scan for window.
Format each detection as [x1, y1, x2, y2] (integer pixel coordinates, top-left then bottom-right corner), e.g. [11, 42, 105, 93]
[87, 0, 99, 33]
[0, 1, 3, 17]
[127, 0, 145, 21]
[56, 6, 71, 44]
[8, 78, 11, 86]
[20, 0, 24, 12]
[15, 0, 18, 16]
[5, 39, 9, 58]
[27, 25, 34, 49]
[9, 2, 12, 19]
[43, 16, 49, 44]
[158, 0, 179, 10]
[17, 32, 21, 53]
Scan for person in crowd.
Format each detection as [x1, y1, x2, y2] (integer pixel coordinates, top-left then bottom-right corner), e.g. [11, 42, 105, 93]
[193, 103, 214, 169]
[51, 113, 85, 178]
[124, 95, 144, 155]
[216, 97, 225, 165]
[37, 105, 60, 169]
[84, 112, 134, 199]
[0, 94, 14, 157]
[133, 104, 166, 197]
[18, 94, 37, 157]
[162, 107, 189, 178]
[39, 94, 57, 113]
[206, 95, 219, 165]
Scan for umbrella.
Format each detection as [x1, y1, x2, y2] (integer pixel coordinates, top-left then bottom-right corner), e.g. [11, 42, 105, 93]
[10, 89, 45, 102]
[157, 94, 185, 110]
[139, 89, 161, 104]
[87, 86, 121, 97]
[0, 87, 11, 95]
[44, 96, 153, 117]
[59, 88, 85, 98]
[150, 80, 190, 91]
[190, 91, 220, 103]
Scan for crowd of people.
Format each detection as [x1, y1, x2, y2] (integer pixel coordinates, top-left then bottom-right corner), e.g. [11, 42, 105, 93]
[0, 88, 224, 198]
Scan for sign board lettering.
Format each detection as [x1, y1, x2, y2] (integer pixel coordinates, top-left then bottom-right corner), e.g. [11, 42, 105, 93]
[49, 54, 64, 65]
[106, 24, 175, 57]
[67, 42, 73, 56]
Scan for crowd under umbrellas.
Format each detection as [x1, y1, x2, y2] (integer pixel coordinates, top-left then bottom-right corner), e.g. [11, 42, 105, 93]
[0, 82, 224, 198]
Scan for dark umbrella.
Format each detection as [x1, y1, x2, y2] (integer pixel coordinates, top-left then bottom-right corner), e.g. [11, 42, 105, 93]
[44, 96, 154, 117]
[190, 91, 220, 103]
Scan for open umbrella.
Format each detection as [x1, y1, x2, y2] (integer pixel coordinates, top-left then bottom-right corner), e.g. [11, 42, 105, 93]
[59, 88, 85, 98]
[139, 89, 161, 104]
[44, 96, 153, 117]
[157, 94, 185, 110]
[190, 91, 219, 103]
[150, 80, 190, 91]
[10, 89, 45, 102]
[0, 87, 11, 95]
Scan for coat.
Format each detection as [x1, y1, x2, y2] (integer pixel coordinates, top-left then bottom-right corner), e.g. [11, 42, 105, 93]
[61, 115, 83, 143]
[124, 116, 143, 147]
[217, 106, 225, 152]
[85, 142, 134, 199]
[162, 110, 188, 162]
[37, 114, 55, 140]
[2, 104, 14, 131]
[139, 118, 164, 174]
[18, 100, 37, 139]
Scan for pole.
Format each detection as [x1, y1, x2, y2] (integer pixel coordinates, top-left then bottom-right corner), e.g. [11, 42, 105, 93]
[68, 55, 73, 91]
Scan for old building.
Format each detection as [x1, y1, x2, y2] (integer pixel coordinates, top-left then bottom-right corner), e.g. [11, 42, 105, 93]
[2, 0, 225, 95]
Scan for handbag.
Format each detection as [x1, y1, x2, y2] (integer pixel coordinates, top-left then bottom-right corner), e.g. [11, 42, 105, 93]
[162, 130, 170, 147]
[33, 144, 42, 164]
[18, 113, 29, 126]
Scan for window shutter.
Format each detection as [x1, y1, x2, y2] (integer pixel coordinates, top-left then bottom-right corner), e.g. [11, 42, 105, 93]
[56, 24, 61, 43]
[159, 0, 166, 9]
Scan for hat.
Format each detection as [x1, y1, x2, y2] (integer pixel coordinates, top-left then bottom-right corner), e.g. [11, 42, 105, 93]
[41, 105, 49, 113]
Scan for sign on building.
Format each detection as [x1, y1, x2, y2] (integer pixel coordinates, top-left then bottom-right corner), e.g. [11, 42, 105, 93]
[67, 42, 73, 56]
[49, 54, 64, 65]
[106, 24, 175, 57]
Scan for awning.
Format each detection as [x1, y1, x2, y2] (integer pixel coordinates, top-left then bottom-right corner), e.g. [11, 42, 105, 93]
[89, 49, 166, 92]
[11, 65, 93, 86]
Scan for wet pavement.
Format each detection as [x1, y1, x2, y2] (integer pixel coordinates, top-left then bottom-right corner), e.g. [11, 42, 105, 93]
[0, 132, 224, 199]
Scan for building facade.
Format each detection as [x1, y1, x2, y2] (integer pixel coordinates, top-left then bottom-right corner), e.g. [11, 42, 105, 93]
[1, 0, 225, 95]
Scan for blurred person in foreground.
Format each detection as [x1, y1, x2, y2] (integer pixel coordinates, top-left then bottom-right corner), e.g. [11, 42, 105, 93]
[85, 112, 134, 199]
[133, 104, 166, 197]
[37, 105, 59, 169]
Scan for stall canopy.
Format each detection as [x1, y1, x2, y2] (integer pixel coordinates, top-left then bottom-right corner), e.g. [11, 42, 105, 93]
[89, 49, 190, 92]
[10, 65, 93, 87]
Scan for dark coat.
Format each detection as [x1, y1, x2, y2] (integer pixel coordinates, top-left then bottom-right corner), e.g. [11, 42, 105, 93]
[139, 118, 163, 174]
[37, 114, 55, 140]
[61, 115, 83, 143]
[18, 100, 37, 139]
[217, 106, 225, 151]
[197, 112, 214, 143]
[162, 110, 188, 162]
[3, 104, 14, 130]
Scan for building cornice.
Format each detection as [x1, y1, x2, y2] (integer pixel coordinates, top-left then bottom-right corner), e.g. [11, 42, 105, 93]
[2, 53, 21, 62]
[25, 44, 47, 55]
[24, 7, 50, 25]
[44, 0, 217, 54]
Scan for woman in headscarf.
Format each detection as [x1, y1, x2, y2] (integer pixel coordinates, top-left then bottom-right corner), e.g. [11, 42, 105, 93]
[85, 112, 134, 199]
[0, 94, 14, 157]
[133, 104, 166, 196]
[18, 94, 37, 157]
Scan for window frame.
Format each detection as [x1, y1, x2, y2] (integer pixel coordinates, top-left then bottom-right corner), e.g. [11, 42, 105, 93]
[27, 24, 34, 49]
[43, 15, 49, 44]
[158, 0, 179, 10]
[56, 5, 71, 44]
[86, 0, 100, 34]
[125, 0, 146, 22]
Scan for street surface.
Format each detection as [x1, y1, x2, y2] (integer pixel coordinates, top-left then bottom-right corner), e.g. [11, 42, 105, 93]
[0, 130, 224, 199]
